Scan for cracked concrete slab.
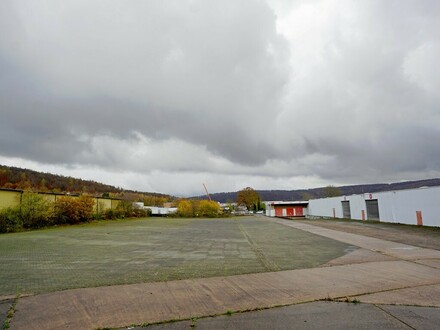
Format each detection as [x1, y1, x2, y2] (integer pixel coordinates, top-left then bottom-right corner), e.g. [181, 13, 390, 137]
[354, 283, 440, 307]
[195, 302, 410, 330]
[379, 304, 440, 330]
[0, 299, 13, 329]
[8, 218, 440, 329]
[10, 260, 440, 329]
[129, 302, 440, 330]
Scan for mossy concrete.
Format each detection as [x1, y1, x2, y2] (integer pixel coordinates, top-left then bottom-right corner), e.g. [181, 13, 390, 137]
[0, 216, 353, 296]
[7, 218, 440, 329]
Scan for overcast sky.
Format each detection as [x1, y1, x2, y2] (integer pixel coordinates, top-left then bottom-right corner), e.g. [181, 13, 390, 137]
[1, 0, 440, 196]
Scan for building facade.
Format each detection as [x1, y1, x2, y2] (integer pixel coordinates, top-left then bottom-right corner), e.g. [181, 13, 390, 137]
[265, 201, 309, 218]
[266, 186, 440, 227]
[307, 186, 440, 227]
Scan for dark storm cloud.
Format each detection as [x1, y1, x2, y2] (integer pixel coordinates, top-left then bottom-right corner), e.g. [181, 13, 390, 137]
[0, 74, 277, 166]
[0, 0, 285, 170]
[1, 0, 440, 194]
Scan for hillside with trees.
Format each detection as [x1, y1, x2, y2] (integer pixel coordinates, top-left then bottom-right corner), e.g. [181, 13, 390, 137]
[3, 165, 439, 205]
[192, 178, 440, 203]
[0, 165, 172, 203]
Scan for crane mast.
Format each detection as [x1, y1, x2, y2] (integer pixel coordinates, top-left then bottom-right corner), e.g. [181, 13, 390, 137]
[203, 183, 212, 201]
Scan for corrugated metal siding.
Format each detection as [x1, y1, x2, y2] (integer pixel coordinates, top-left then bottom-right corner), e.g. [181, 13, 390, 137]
[366, 199, 380, 220]
[341, 201, 351, 219]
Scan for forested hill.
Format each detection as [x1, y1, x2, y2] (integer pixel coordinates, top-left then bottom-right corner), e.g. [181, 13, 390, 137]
[3, 164, 439, 203]
[194, 178, 440, 203]
[0, 164, 169, 198]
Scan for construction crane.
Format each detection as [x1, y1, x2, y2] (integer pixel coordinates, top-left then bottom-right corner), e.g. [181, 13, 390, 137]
[203, 183, 212, 201]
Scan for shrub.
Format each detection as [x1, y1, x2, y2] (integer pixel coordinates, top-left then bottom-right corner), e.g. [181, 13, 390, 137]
[132, 208, 149, 218]
[198, 200, 220, 218]
[77, 195, 95, 222]
[20, 192, 55, 228]
[177, 200, 193, 217]
[55, 197, 79, 224]
[0, 192, 55, 231]
[0, 208, 22, 233]
[103, 208, 117, 220]
[116, 200, 133, 218]
[55, 195, 95, 224]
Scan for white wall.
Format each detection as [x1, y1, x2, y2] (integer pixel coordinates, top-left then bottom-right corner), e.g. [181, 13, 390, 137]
[308, 196, 345, 218]
[264, 202, 275, 217]
[144, 206, 177, 216]
[377, 188, 440, 227]
[307, 186, 440, 227]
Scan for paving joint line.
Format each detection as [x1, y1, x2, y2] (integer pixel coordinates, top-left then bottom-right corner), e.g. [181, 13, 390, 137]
[117, 293, 430, 330]
[236, 222, 280, 272]
[346, 281, 440, 300]
[3, 294, 19, 330]
[374, 304, 417, 330]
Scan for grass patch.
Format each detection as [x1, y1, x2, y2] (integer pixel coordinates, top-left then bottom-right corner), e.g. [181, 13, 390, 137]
[3, 294, 19, 330]
[344, 296, 361, 304]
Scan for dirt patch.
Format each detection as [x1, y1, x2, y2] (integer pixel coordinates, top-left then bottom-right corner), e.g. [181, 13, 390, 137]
[298, 219, 440, 250]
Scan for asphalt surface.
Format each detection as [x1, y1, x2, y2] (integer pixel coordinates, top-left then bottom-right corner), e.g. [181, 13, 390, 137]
[7, 218, 440, 329]
[135, 301, 440, 329]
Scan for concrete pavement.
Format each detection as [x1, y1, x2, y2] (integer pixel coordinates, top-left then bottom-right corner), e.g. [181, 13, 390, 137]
[1, 299, 13, 329]
[275, 219, 440, 260]
[139, 301, 440, 330]
[9, 219, 440, 329]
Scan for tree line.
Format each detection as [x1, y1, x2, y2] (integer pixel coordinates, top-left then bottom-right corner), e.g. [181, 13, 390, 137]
[0, 165, 172, 200]
[174, 187, 266, 217]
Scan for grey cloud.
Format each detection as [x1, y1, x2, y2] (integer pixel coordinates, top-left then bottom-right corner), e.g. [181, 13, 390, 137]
[0, 0, 287, 170]
[273, 0, 440, 183]
[1, 0, 440, 195]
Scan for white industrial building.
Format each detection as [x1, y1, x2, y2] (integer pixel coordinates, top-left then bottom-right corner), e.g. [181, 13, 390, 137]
[267, 186, 440, 227]
[133, 202, 177, 216]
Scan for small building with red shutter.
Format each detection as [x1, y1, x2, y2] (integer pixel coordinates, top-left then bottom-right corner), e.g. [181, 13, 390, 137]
[265, 201, 309, 218]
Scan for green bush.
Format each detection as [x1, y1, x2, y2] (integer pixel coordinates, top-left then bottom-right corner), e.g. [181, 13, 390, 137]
[20, 192, 55, 228]
[0, 208, 23, 233]
[0, 192, 56, 232]
[116, 200, 133, 218]
[103, 208, 118, 220]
